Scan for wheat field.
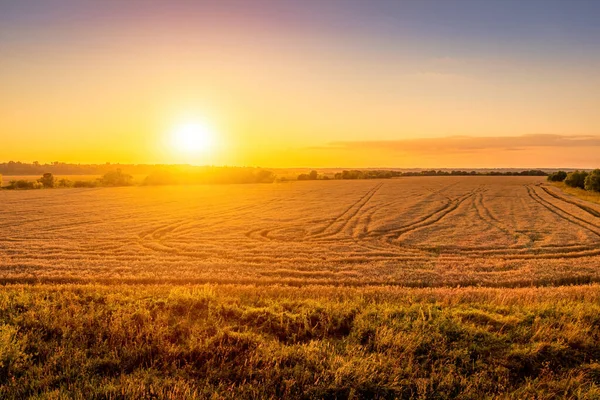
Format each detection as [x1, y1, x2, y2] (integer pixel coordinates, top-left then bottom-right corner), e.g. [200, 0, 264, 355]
[4, 177, 600, 398]
[1, 176, 599, 287]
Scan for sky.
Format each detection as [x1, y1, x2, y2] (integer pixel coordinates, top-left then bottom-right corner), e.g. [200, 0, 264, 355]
[1, 0, 599, 168]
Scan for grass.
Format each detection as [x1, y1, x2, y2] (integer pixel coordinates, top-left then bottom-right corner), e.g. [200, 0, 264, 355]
[552, 182, 600, 205]
[3, 284, 600, 398]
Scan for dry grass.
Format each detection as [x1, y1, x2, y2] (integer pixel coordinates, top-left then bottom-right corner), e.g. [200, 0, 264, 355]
[3, 176, 600, 397]
[552, 182, 600, 206]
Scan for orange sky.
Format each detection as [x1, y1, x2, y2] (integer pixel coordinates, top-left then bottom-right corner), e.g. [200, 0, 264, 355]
[1, 1, 599, 168]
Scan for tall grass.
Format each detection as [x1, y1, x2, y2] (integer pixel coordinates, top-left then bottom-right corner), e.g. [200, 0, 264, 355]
[2, 284, 600, 398]
[553, 182, 600, 205]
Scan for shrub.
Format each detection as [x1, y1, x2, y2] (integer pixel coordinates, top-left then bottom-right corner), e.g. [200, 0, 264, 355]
[73, 180, 97, 188]
[6, 180, 41, 190]
[584, 169, 600, 192]
[101, 169, 133, 186]
[38, 173, 55, 188]
[564, 170, 588, 189]
[57, 178, 73, 188]
[547, 171, 567, 182]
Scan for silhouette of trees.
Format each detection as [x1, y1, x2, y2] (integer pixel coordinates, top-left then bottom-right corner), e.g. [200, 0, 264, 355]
[143, 167, 277, 186]
[298, 170, 319, 180]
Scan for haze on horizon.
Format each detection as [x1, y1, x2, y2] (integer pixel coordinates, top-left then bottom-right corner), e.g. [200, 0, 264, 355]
[1, 0, 599, 169]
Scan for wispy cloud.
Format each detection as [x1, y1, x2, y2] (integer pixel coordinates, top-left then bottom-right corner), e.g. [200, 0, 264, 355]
[323, 134, 600, 155]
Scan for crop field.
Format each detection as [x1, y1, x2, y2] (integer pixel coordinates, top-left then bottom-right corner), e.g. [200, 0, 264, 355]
[1, 176, 600, 287]
[3, 176, 600, 398]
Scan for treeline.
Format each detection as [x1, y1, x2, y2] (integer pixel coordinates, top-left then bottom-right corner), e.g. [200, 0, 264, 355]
[548, 170, 600, 192]
[0, 161, 160, 175]
[298, 169, 549, 180]
[3, 170, 134, 190]
[143, 167, 276, 185]
[0, 167, 277, 189]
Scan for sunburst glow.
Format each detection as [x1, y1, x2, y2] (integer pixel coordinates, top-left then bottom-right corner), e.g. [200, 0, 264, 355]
[171, 122, 216, 155]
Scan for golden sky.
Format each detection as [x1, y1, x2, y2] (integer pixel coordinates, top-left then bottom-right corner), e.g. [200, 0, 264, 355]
[1, 1, 599, 168]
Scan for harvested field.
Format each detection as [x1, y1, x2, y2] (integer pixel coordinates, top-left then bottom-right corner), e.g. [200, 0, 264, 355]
[3, 176, 600, 398]
[1, 176, 600, 287]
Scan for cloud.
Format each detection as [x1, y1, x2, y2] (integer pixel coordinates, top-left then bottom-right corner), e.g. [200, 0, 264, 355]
[324, 134, 600, 155]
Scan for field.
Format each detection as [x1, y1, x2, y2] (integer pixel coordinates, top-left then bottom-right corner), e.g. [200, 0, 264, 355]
[2, 176, 600, 287]
[3, 176, 600, 398]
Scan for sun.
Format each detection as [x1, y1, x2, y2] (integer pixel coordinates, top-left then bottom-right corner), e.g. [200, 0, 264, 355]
[171, 121, 216, 154]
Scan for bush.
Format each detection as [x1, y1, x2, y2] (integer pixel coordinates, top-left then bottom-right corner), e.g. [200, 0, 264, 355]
[6, 180, 42, 190]
[298, 170, 319, 181]
[73, 180, 97, 188]
[101, 169, 133, 186]
[584, 169, 600, 192]
[547, 171, 567, 182]
[57, 179, 73, 188]
[564, 170, 588, 189]
[38, 173, 55, 188]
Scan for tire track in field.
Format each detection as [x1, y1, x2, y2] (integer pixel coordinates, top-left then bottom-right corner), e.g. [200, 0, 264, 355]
[540, 185, 600, 218]
[472, 189, 531, 246]
[356, 183, 459, 240]
[309, 182, 383, 238]
[364, 182, 472, 239]
[138, 219, 201, 253]
[369, 187, 483, 240]
[526, 185, 600, 238]
[248, 183, 384, 242]
[245, 181, 451, 243]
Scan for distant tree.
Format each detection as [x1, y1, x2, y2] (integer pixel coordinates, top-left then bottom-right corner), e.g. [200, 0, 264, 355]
[564, 170, 589, 189]
[101, 169, 133, 186]
[547, 171, 567, 182]
[309, 170, 318, 180]
[38, 173, 55, 188]
[255, 170, 276, 183]
[584, 169, 600, 192]
[297, 173, 310, 181]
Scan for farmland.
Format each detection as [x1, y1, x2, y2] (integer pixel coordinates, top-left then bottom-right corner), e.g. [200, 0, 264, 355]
[3, 176, 600, 398]
[1, 176, 600, 287]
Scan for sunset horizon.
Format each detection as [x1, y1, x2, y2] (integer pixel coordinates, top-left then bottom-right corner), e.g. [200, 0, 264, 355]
[3, 1, 600, 397]
[2, 0, 600, 168]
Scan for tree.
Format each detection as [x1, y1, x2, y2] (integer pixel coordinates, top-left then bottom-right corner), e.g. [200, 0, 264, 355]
[38, 173, 55, 188]
[564, 170, 588, 189]
[309, 170, 318, 180]
[101, 169, 133, 186]
[255, 170, 276, 183]
[584, 169, 600, 192]
[547, 171, 567, 182]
